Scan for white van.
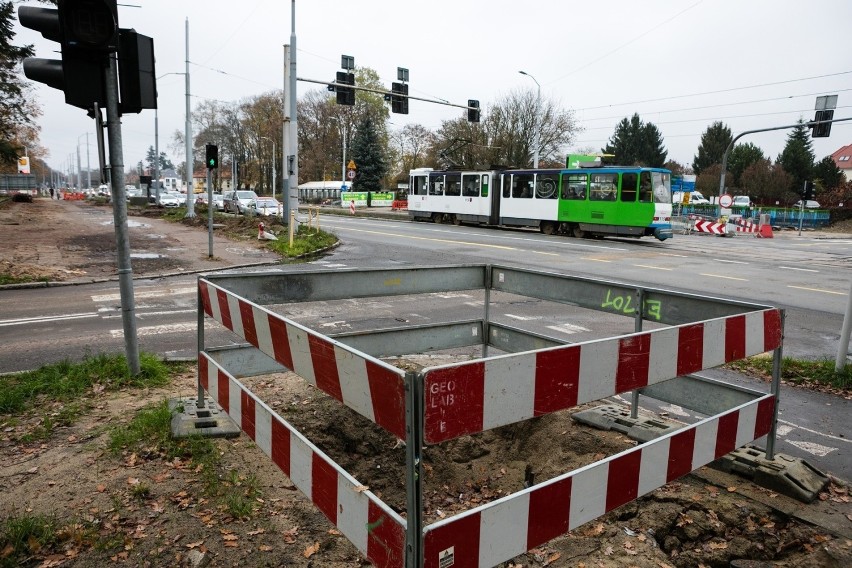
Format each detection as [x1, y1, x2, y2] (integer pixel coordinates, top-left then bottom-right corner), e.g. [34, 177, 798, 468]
[732, 195, 753, 208]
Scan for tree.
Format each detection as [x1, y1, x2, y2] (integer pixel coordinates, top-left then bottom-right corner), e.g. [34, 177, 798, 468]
[663, 160, 690, 175]
[727, 142, 765, 187]
[602, 113, 667, 167]
[694, 163, 727, 197]
[692, 121, 732, 175]
[0, 1, 39, 167]
[739, 159, 792, 205]
[145, 146, 174, 172]
[350, 115, 387, 191]
[777, 119, 815, 193]
[812, 155, 843, 192]
[389, 123, 434, 180]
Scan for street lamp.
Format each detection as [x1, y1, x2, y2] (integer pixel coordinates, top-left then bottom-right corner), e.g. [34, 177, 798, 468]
[330, 117, 347, 186]
[260, 136, 277, 201]
[519, 70, 541, 168]
[154, 72, 186, 205]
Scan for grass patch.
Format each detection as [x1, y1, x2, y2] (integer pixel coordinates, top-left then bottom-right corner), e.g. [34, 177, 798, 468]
[728, 356, 850, 390]
[0, 514, 59, 567]
[0, 353, 172, 415]
[266, 225, 338, 257]
[0, 273, 49, 286]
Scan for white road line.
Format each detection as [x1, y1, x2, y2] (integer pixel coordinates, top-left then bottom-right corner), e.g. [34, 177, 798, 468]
[778, 266, 819, 273]
[633, 264, 672, 271]
[137, 309, 196, 318]
[659, 253, 688, 258]
[91, 286, 196, 303]
[787, 285, 846, 296]
[700, 273, 748, 281]
[777, 418, 852, 445]
[110, 322, 196, 338]
[786, 440, 837, 457]
[546, 323, 590, 335]
[504, 314, 540, 321]
[712, 258, 749, 264]
[0, 312, 99, 327]
[582, 258, 612, 263]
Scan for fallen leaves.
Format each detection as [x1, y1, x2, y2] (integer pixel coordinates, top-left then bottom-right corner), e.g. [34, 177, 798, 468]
[303, 541, 320, 558]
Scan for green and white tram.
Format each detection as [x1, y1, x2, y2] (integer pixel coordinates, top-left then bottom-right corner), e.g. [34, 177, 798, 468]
[408, 163, 673, 241]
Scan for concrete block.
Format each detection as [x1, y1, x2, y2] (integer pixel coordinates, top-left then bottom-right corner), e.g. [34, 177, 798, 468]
[169, 396, 241, 439]
[571, 403, 682, 443]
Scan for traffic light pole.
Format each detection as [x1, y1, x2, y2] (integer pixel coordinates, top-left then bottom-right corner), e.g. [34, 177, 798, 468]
[105, 55, 141, 375]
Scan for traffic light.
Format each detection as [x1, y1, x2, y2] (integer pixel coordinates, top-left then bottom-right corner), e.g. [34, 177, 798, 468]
[812, 109, 834, 138]
[18, 0, 119, 111]
[803, 181, 815, 200]
[335, 71, 355, 106]
[391, 82, 409, 114]
[467, 99, 480, 123]
[205, 145, 218, 169]
[118, 30, 157, 114]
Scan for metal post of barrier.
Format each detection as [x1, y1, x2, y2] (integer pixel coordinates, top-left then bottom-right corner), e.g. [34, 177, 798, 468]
[766, 309, 785, 460]
[289, 209, 295, 247]
[404, 370, 424, 568]
[630, 288, 645, 419]
[196, 282, 205, 408]
[482, 265, 492, 358]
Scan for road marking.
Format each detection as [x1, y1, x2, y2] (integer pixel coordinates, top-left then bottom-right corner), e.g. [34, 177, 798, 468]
[659, 404, 691, 418]
[787, 285, 846, 296]
[505, 314, 540, 321]
[546, 323, 590, 335]
[0, 312, 98, 327]
[137, 309, 196, 318]
[633, 264, 672, 271]
[582, 258, 612, 263]
[659, 253, 688, 258]
[110, 322, 196, 338]
[699, 273, 748, 281]
[778, 266, 819, 273]
[786, 440, 837, 457]
[91, 286, 196, 303]
[712, 258, 749, 264]
[777, 418, 852, 445]
[533, 251, 560, 256]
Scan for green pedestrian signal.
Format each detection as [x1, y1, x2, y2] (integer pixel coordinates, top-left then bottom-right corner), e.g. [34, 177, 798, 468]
[205, 144, 218, 169]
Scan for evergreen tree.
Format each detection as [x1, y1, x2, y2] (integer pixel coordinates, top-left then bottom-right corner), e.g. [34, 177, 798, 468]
[350, 115, 387, 191]
[812, 155, 843, 191]
[602, 113, 667, 167]
[0, 1, 36, 165]
[727, 142, 765, 187]
[692, 121, 732, 175]
[145, 145, 175, 171]
[777, 119, 815, 193]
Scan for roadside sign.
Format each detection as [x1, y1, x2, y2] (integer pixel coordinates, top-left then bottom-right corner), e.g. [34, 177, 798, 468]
[719, 194, 733, 208]
[347, 160, 356, 170]
[340, 184, 347, 191]
[347, 169, 356, 180]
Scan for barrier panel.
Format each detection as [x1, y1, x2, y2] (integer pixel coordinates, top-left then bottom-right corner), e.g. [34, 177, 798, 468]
[197, 265, 784, 568]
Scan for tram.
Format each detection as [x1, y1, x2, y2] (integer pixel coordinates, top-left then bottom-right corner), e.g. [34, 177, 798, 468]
[407, 161, 673, 241]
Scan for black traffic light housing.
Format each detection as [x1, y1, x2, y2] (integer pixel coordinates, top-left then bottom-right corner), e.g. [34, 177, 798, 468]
[118, 29, 157, 114]
[812, 109, 833, 138]
[391, 82, 409, 114]
[803, 180, 815, 200]
[467, 99, 480, 123]
[206, 144, 219, 169]
[335, 71, 355, 106]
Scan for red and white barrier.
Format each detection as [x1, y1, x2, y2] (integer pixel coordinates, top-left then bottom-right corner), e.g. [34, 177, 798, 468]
[422, 393, 775, 568]
[350, 200, 356, 215]
[423, 309, 782, 443]
[693, 219, 726, 234]
[198, 353, 406, 568]
[198, 280, 407, 440]
[734, 218, 759, 233]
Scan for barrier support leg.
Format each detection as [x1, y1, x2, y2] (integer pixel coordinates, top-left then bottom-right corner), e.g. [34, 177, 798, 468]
[197, 283, 206, 409]
[765, 310, 785, 460]
[482, 265, 492, 359]
[404, 371, 424, 568]
[630, 288, 644, 419]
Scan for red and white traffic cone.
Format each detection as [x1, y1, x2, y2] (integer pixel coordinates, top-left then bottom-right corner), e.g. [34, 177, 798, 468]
[349, 200, 355, 215]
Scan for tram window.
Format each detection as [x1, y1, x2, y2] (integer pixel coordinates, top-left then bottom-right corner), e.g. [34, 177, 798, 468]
[512, 174, 534, 198]
[481, 175, 489, 197]
[413, 176, 428, 196]
[429, 175, 444, 195]
[561, 173, 587, 200]
[590, 174, 618, 201]
[502, 175, 511, 198]
[620, 172, 638, 202]
[639, 172, 653, 202]
[445, 174, 461, 196]
[462, 174, 480, 196]
[536, 173, 559, 199]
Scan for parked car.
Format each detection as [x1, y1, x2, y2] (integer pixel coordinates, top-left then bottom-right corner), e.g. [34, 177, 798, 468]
[251, 197, 283, 216]
[732, 195, 753, 208]
[223, 190, 259, 214]
[158, 192, 181, 208]
[794, 200, 821, 209]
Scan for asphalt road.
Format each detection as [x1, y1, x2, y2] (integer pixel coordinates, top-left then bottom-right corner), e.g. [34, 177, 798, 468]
[0, 213, 849, 479]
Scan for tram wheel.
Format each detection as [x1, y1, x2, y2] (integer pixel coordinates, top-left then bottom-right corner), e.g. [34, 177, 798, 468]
[452, 215, 462, 226]
[540, 222, 556, 235]
[572, 225, 586, 239]
[432, 213, 443, 224]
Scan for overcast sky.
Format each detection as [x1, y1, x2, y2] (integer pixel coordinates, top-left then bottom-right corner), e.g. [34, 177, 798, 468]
[15, 0, 852, 177]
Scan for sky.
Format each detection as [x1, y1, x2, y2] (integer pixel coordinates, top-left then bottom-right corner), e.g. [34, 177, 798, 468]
[14, 0, 852, 179]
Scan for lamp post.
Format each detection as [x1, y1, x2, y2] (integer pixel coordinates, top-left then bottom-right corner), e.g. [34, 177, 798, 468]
[260, 136, 277, 201]
[78, 133, 91, 190]
[330, 117, 346, 186]
[519, 70, 541, 168]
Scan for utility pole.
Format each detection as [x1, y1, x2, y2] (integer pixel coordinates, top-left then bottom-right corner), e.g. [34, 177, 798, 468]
[184, 18, 195, 218]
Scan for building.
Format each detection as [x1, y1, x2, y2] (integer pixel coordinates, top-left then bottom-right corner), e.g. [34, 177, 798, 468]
[830, 144, 852, 181]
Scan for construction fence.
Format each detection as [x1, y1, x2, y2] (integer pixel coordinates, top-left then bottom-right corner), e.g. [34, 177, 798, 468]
[195, 265, 784, 568]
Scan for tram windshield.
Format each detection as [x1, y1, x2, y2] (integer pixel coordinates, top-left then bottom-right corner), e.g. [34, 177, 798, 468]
[651, 171, 671, 204]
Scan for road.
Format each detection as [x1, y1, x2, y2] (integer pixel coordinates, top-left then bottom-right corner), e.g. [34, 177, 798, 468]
[1, 213, 849, 479]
